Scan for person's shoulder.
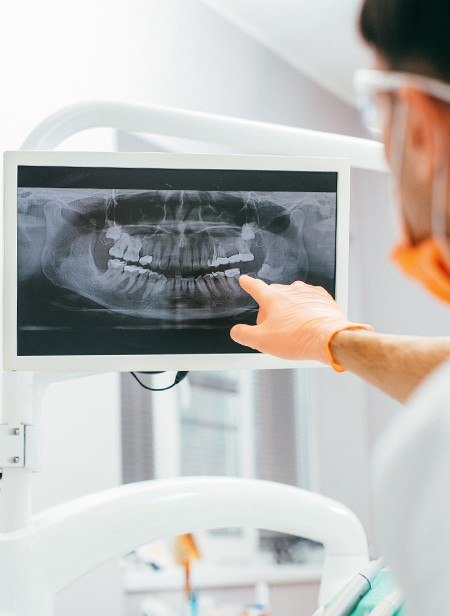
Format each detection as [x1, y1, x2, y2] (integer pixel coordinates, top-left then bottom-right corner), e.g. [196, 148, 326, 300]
[371, 356, 450, 545]
[374, 357, 450, 478]
[372, 357, 450, 614]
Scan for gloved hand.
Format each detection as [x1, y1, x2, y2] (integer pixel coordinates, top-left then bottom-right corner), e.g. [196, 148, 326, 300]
[230, 275, 373, 371]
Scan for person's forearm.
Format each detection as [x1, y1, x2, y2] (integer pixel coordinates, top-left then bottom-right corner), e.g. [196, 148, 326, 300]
[330, 330, 450, 402]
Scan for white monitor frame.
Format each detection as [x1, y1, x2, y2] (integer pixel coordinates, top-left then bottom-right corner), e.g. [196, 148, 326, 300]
[3, 151, 349, 372]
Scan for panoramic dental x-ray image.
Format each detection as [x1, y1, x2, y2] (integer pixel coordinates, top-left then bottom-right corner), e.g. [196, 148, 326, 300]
[17, 166, 337, 356]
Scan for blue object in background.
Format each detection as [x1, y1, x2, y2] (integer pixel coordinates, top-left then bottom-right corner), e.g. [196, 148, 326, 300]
[190, 589, 199, 616]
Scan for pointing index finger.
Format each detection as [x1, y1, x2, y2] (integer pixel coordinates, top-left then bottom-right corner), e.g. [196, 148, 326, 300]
[238, 275, 272, 305]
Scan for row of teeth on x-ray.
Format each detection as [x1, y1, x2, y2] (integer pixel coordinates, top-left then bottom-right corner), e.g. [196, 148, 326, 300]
[103, 221, 275, 285]
[109, 257, 243, 279]
[111, 258, 243, 278]
[106, 259, 244, 299]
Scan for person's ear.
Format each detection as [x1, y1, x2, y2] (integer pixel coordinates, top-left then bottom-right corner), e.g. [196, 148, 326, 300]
[398, 88, 448, 184]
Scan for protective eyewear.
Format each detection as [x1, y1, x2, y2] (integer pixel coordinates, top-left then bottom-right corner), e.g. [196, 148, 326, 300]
[353, 68, 450, 139]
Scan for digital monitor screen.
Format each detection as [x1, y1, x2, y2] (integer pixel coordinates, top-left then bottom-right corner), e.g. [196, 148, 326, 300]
[5, 152, 349, 371]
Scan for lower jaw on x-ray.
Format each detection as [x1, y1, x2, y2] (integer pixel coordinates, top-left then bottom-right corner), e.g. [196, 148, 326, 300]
[17, 183, 336, 356]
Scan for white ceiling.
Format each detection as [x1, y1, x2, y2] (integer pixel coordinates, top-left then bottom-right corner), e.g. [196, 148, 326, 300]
[200, 0, 372, 106]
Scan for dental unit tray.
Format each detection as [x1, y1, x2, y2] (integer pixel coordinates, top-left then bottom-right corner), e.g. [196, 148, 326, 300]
[3, 151, 349, 372]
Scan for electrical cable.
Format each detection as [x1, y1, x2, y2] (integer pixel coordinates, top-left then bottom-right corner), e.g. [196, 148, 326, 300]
[130, 371, 189, 391]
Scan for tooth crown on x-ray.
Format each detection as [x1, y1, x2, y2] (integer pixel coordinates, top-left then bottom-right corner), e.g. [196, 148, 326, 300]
[18, 188, 335, 322]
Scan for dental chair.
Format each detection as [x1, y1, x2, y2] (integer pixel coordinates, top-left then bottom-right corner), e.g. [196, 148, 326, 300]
[0, 102, 385, 615]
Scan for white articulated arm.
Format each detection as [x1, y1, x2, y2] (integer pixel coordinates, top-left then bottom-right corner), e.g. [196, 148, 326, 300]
[20, 100, 387, 172]
[0, 477, 368, 608]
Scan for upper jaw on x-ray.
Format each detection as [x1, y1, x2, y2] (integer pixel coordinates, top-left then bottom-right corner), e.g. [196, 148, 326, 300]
[19, 189, 334, 323]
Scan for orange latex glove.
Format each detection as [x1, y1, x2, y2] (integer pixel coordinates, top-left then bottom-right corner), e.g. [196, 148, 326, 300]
[230, 275, 373, 371]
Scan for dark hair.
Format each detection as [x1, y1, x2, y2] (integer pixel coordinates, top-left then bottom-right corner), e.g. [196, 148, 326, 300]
[359, 0, 450, 82]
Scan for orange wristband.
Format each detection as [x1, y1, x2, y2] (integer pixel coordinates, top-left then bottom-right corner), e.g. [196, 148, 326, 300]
[325, 324, 374, 372]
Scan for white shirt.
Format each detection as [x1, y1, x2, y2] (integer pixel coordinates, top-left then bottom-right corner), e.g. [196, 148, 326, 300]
[373, 358, 450, 616]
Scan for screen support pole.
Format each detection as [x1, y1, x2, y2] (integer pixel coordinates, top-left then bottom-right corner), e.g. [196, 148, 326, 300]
[0, 372, 97, 532]
[0, 372, 36, 531]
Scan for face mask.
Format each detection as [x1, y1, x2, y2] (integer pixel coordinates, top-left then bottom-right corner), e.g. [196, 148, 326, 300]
[391, 236, 450, 304]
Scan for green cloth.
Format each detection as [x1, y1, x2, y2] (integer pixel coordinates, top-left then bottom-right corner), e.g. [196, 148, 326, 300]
[349, 570, 405, 615]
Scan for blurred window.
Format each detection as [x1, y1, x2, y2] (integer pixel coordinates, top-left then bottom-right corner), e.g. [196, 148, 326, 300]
[121, 369, 319, 564]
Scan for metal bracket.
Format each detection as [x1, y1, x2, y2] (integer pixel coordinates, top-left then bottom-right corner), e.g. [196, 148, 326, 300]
[0, 424, 41, 471]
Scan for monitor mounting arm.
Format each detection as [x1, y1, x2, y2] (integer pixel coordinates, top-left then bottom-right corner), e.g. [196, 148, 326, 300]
[21, 100, 387, 172]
